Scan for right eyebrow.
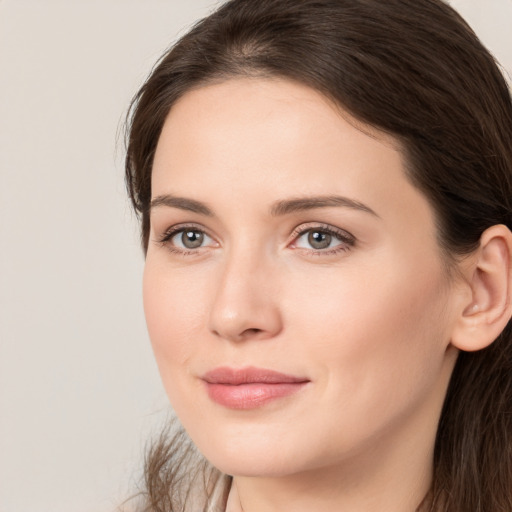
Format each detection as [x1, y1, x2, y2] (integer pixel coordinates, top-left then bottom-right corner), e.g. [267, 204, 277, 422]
[150, 194, 214, 216]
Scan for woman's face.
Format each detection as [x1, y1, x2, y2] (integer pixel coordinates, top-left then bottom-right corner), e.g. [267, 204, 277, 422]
[144, 78, 462, 477]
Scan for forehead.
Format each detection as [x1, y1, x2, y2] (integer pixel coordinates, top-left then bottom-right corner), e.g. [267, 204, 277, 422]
[152, 78, 403, 197]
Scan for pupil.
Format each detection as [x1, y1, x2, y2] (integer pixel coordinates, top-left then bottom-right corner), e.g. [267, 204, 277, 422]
[308, 231, 331, 249]
[182, 231, 204, 248]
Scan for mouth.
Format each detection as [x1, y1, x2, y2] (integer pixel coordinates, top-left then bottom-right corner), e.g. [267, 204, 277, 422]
[201, 366, 310, 409]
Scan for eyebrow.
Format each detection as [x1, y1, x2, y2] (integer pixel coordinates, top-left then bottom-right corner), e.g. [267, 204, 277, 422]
[270, 195, 379, 217]
[150, 193, 379, 218]
[150, 195, 214, 216]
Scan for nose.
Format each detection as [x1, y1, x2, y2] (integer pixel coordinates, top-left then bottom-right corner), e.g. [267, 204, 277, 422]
[208, 250, 283, 343]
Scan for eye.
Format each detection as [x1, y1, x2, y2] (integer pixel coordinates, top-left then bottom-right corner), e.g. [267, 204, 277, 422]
[291, 224, 355, 253]
[173, 229, 210, 249]
[158, 225, 216, 252]
[301, 230, 334, 250]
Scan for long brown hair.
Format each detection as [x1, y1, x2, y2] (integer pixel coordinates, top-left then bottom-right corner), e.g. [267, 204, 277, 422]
[125, 1, 512, 510]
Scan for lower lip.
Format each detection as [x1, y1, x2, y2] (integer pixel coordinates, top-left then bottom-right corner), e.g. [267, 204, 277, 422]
[205, 382, 308, 409]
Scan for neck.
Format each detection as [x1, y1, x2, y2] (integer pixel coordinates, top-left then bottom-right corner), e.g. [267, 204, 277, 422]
[228, 448, 432, 512]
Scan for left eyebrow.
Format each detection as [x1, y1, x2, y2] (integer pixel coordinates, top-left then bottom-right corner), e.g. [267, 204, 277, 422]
[270, 195, 380, 218]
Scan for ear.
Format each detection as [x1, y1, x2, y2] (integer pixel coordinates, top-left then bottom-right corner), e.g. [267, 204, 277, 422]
[451, 224, 512, 352]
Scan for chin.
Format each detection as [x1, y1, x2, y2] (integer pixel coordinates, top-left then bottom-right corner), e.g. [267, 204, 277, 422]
[188, 426, 319, 478]
[205, 452, 300, 478]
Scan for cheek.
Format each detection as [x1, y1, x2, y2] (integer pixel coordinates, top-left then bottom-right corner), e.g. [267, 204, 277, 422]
[142, 260, 208, 371]
[285, 255, 452, 408]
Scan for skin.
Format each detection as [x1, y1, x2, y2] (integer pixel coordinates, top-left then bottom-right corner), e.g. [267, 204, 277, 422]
[144, 78, 469, 512]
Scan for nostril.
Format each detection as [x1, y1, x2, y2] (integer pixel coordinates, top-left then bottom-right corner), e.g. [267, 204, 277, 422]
[242, 328, 263, 337]
[211, 327, 262, 339]
[233, 327, 267, 341]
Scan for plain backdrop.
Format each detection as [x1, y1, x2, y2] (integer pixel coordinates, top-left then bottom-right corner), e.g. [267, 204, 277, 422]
[1, 1, 511, 511]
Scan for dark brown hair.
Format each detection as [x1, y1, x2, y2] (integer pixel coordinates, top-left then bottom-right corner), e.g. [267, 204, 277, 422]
[125, 0, 512, 510]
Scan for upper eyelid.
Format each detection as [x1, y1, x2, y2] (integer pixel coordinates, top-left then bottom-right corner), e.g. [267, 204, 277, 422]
[290, 222, 355, 241]
[155, 221, 355, 248]
[157, 223, 215, 244]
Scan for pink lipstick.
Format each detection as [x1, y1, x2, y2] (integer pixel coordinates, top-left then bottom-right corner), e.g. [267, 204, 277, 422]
[202, 366, 309, 409]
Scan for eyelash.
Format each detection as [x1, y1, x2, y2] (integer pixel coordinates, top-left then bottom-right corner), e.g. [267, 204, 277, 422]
[290, 223, 355, 255]
[156, 223, 355, 256]
[157, 223, 215, 256]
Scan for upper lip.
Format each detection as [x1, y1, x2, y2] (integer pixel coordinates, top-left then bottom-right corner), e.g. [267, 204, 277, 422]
[202, 366, 309, 385]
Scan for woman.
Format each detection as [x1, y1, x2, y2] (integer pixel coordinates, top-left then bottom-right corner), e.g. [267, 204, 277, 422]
[124, 0, 512, 510]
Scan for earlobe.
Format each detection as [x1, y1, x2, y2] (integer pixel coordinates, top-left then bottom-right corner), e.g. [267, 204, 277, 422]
[451, 224, 512, 352]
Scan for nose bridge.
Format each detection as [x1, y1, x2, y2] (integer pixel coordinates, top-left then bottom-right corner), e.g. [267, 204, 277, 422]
[208, 239, 282, 342]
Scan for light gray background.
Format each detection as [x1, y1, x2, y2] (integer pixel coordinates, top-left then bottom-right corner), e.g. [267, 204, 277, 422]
[1, 1, 511, 511]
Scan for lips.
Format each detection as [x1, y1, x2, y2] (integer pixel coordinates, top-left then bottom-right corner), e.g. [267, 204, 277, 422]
[202, 366, 310, 409]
